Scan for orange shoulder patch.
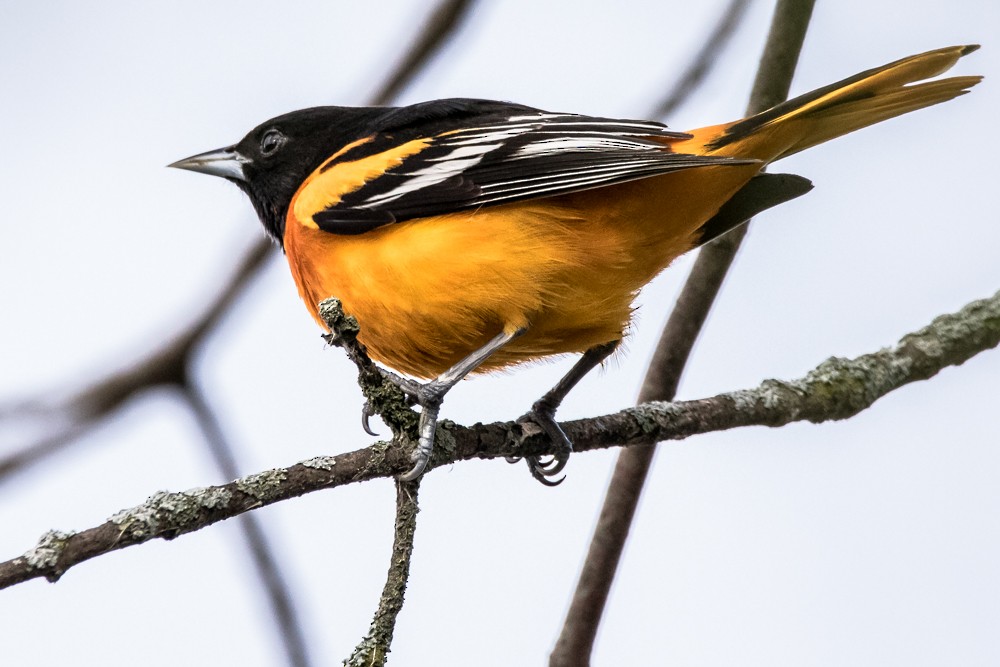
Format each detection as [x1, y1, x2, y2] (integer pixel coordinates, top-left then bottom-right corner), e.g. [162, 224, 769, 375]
[289, 137, 431, 229]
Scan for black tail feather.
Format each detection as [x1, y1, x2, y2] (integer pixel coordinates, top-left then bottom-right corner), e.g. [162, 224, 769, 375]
[697, 172, 813, 246]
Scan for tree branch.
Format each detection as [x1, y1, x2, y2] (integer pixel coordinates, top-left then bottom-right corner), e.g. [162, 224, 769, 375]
[344, 479, 421, 667]
[3, 288, 995, 591]
[552, 2, 816, 663]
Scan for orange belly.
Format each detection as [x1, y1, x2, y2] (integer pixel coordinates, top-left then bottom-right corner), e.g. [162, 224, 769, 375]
[283, 163, 760, 378]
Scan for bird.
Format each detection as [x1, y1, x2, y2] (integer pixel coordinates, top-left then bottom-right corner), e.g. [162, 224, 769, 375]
[170, 45, 980, 485]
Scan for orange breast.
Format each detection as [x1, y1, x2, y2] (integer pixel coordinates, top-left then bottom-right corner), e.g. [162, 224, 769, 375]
[283, 163, 760, 379]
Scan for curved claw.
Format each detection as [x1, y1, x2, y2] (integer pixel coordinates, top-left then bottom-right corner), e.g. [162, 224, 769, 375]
[538, 452, 569, 476]
[516, 405, 573, 485]
[398, 456, 429, 482]
[526, 458, 566, 486]
[524, 450, 569, 480]
[398, 404, 440, 482]
[361, 402, 379, 436]
[533, 455, 560, 471]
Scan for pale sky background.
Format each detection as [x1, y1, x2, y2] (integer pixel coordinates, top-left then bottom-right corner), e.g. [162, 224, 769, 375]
[1, 1, 997, 665]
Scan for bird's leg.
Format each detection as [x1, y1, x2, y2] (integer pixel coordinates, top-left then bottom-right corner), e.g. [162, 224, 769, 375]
[515, 340, 620, 485]
[394, 327, 526, 481]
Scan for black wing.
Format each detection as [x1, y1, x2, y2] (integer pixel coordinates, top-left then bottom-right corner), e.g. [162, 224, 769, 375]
[312, 100, 756, 234]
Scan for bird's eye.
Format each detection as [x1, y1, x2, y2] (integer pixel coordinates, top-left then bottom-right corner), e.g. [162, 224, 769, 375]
[260, 129, 286, 156]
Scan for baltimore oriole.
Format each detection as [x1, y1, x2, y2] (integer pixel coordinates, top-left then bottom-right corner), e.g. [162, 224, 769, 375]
[171, 45, 980, 484]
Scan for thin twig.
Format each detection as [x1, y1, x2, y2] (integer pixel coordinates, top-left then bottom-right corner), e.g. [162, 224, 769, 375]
[319, 299, 419, 439]
[2, 286, 996, 591]
[319, 299, 424, 665]
[343, 479, 421, 667]
[651, 0, 755, 118]
[551, 1, 817, 664]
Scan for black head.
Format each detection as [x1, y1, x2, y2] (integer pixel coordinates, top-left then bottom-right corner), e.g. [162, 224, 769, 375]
[170, 106, 384, 243]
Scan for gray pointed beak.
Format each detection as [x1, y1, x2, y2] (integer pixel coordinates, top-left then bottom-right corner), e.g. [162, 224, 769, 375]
[168, 146, 248, 181]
